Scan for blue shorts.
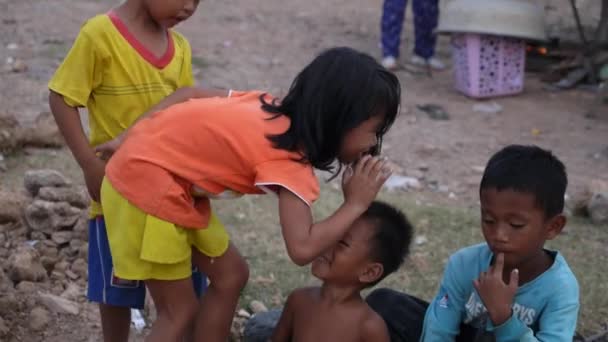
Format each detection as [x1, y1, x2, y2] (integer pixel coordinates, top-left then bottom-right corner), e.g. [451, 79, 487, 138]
[88, 217, 207, 309]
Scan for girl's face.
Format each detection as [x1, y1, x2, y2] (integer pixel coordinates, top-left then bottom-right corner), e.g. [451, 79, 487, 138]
[339, 115, 385, 164]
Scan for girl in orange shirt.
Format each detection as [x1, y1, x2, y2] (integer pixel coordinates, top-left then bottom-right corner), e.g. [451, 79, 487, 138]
[99, 47, 401, 342]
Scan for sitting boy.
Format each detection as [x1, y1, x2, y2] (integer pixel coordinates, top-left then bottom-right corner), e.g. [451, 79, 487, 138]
[367, 145, 579, 341]
[271, 201, 414, 342]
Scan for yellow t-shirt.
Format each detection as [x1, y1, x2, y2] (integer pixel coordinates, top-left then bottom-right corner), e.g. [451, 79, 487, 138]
[48, 12, 194, 217]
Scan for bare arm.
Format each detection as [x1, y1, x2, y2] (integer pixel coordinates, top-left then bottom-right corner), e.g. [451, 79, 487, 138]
[271, 292, 298, 342]
[95, 86, 230, 157]
[279, 155, 391, 266]
[49, 91, 105, 200]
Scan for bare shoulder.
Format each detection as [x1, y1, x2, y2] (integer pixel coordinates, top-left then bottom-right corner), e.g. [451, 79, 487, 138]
[360, 306, 390, 342]
[286, 287, 320, 308]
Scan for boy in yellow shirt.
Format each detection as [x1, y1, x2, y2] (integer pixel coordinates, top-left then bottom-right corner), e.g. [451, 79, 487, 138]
[48, 1, 224, 340]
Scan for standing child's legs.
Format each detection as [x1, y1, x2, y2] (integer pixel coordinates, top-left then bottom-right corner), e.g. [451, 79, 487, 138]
[192, 243, 249, 341]
[89, 215, 207, 342]
[88, 216, 145, 342]
[412, 0, 439, 59]
[381, 0, 408, 59]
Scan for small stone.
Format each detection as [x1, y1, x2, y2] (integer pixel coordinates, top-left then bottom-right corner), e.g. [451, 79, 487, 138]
[51, 231, 73, 245]
[473, 102, 503, 114]
[51, 270, 65, 281]
[588, 192, 608, 224]
[0, 316, 8, 337]
[65, 269, 79, 280]
[25, 200, 81, 234]
[6, 43, 18, 50]
[471, 165, 485, 174]
[414, 235, 428, 246]
[61, 283, 82, 301]
[10, 59, 28, 73]
[244, 309, 282, 342]
[30, 307, 51, 331]
[384, 175, 422, 191]
[249, 300, 268, 314]
[237, 308, 252, 318]
[38, 292, 79, 315]
[24, 170, 71, 196]
[16, 280, 37, 293]
[8, 245, 47, 282]
[38, 186, 89, 209]
[71, 258, 87, 279]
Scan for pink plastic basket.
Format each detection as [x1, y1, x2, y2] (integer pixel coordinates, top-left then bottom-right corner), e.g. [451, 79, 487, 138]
[450, 33, 526, 98]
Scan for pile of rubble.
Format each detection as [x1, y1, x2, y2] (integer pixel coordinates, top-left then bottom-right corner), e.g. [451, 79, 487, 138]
[569, 179, 608, 225]
[0, 169, 93, 340]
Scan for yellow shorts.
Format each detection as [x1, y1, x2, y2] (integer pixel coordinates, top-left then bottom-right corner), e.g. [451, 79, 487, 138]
[100, 178, 230, 281]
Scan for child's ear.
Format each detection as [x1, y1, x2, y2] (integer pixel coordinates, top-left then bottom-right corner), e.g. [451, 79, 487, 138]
[359, 262, 384, 284]
[545, 214, 566, 240]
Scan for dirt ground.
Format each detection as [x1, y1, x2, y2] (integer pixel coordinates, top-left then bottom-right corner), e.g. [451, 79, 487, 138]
[1, 0, 607, 340]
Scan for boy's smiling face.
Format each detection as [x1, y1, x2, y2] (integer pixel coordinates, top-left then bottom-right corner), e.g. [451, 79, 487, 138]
[480, 188, 564, 270]
[311, 218, 382, 286]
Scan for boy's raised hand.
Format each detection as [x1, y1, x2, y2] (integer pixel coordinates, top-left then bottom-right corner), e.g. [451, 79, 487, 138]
[342, 155, 392, 211]
[473, 253, 519, 326]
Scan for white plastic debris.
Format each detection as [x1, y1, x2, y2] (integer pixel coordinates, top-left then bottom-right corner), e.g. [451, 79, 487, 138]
[384, 175, 422, 191]
[473, 102, 503, 114]
[131, 309, 146, 332]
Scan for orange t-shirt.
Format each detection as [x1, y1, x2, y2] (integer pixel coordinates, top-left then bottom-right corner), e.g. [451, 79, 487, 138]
[105, 91, 320, 229]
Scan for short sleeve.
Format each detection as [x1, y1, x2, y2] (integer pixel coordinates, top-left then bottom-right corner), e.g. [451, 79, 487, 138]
[254, 159, 319, 206]
[177, 35, 194, 87]
[48, 23, 103, 107]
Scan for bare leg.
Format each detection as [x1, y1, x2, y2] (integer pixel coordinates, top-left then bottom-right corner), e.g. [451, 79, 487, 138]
[100, 304, 131, 342]
[145, 278, 199, 342]
[192, 244, 249, 342]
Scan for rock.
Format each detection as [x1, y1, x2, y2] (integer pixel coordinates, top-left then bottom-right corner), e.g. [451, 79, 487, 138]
[71, 258, 87, 279]
[40, 256, 59, 272]
[79, 243, 88, 259]
[0, 292, 21, 317]
[66, 269, 79, 280]
[23, 170, 71, 196]
[61, 283, 83, 301]
[588, 192, 608, 224]
[30, 307, 51, 331]
[238, 308, 252, 318]
[38, 292, 79, 315]
[25, 200, 81, 234]
[51, 231, 73, 245]
[384, 175, 422, 191]
[72, 215, 88, 241]
[6, 43, 18, 50]
[473, 102, 503, 114]
[417, 104, 450, 120]
[19, 112, 64, 148]
[54, 261, 70, 272]
[0, 190, 28, 224]
[244, 309, 282, 342]
[0, 113, 21, 152]
[249, 300, 268, 314]
[8, 245, 47, 282]
[0, 316, 8, 337]
[38, 186, 88, 208]
[10, 59, 28, 73]
[0, 267, 12, 292]
[16, 281, 37, 294]
[414, 235, 428, 246]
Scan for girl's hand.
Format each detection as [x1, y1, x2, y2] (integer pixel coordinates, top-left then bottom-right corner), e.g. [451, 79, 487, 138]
[94, 134, 125, 160]
[342, 155, 392, 211]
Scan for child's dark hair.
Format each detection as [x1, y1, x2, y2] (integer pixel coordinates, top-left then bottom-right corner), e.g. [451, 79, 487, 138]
[363, 201, 413, 287]
[480, 145, 568, 218]
[261, 47, 401, 174]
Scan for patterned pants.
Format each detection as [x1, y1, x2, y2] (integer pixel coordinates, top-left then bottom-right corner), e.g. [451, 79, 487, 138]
[381, 0, 439, 59]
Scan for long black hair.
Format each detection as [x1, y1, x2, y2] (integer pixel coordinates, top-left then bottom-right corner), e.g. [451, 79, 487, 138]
[261, 47, 401, 174]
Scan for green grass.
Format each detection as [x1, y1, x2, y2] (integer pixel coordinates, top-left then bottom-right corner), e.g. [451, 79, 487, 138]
[3, 149, 607, 334]
[217, 185, 608, 335]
